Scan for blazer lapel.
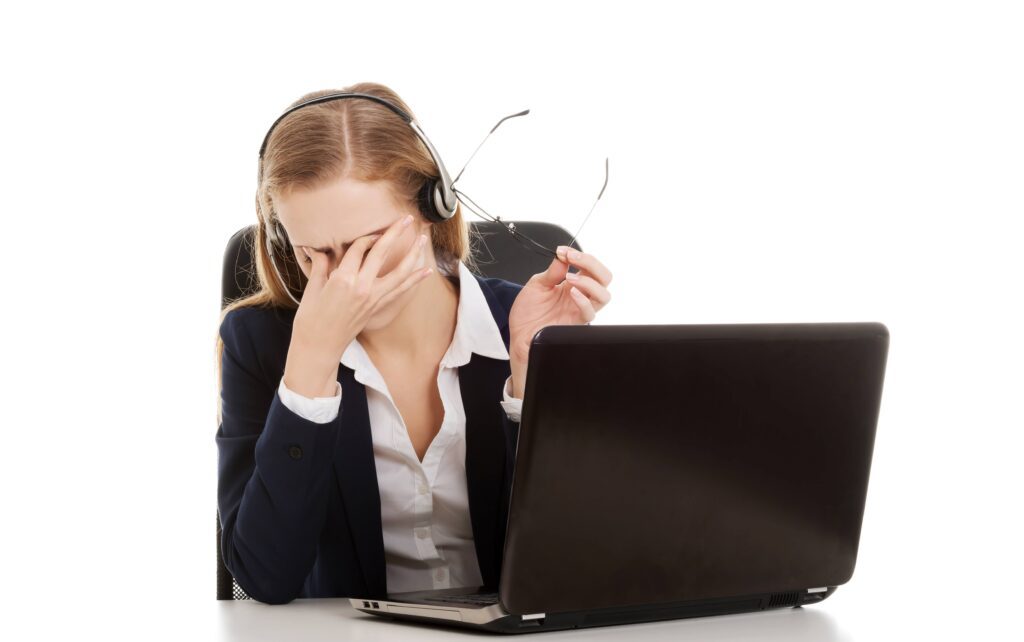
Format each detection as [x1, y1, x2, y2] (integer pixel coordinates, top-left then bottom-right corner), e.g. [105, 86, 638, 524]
[332, 363, 387, 598]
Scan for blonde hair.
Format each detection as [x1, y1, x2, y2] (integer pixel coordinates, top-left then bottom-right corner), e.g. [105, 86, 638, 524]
[214, 82, 480, 422]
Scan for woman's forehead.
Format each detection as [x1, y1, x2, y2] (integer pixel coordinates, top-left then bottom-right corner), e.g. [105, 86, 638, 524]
[275, 178, 407, 248]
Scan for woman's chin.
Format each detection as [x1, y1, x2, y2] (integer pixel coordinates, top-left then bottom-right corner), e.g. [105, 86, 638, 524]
[361, 278, 424, 331]
[362, 315, 391, 332]
[363, 300, 403, 331]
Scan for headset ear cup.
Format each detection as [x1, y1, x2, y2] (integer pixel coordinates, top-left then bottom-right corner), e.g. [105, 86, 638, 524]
[265, 219, 281, 249]
[262, 218, 277, 257]
[417, 179, 443, 223]
[265, 220, 304, 299]
[274, 220, 291, 247]
[433, 181, 456, 221]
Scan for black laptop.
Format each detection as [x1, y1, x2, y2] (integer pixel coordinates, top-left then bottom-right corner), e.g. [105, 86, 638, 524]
[350, 322, 890, 633]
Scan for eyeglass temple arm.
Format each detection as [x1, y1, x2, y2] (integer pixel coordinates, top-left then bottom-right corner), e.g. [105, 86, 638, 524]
[452, 109, 530, 186]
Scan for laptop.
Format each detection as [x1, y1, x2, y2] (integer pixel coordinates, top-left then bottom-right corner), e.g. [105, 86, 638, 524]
[350, 322, 890, 633]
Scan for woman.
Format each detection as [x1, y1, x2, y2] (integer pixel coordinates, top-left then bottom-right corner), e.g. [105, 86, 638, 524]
[215, 82, 613, 605]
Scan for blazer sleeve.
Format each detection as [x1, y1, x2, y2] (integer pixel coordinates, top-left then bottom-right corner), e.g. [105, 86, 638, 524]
[216, 309, 343, 604]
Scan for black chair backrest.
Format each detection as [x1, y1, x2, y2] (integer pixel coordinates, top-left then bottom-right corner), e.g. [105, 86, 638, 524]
[217, 220, 581, 599]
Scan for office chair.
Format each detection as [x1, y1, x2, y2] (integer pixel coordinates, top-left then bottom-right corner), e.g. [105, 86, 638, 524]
[217, 220, 582, 599]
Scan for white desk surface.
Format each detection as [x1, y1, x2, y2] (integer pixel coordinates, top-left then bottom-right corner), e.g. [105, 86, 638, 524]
[213, 598, 848, 641]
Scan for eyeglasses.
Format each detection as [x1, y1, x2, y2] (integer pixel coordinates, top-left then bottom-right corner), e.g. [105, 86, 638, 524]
[450, 109, 608, 261]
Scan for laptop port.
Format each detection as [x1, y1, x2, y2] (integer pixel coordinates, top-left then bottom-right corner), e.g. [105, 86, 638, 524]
[362, 601, 370, 608]
[371, 602, 380, 608]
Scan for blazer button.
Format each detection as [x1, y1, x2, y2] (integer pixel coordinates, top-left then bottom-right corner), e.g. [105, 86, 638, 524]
[288, 445, 303, 460]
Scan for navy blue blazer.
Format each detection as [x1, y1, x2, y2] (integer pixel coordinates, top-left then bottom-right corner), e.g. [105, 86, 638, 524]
[216, 273, 524, 605]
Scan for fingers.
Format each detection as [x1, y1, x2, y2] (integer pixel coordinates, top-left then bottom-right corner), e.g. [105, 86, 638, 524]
[533, 252, 570, 287]
[568, 286, 597, 323]
[564, 271, 611, 311]
[359, 213, 416, 283]
[375, 233, 433, 309]
[555, 246, 610, 322]
[335, 233, 383, 281]
[379, 232, 430, 292]
[556, 246, 613, 287]
[304, 247, 330, 290]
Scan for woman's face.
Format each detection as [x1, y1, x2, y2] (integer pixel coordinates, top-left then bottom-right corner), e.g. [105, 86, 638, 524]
[273, 177, 437, 327]
[275, 177, 431, 279]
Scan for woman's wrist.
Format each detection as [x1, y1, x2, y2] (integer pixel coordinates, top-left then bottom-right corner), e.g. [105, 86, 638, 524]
[283, 365, 339, 399]
[510, 354, 528, 400]
[284, 339, 343, 398]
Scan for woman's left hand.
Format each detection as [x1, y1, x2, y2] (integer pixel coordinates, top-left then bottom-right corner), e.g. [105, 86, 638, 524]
[506, 245, 613, 398]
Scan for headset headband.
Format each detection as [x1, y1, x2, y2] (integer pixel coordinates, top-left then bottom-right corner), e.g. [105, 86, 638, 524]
[257, 92, 457, 216]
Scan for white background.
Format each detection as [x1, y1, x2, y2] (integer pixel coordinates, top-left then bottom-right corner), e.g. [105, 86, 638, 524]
[2, 1, 1021, 639]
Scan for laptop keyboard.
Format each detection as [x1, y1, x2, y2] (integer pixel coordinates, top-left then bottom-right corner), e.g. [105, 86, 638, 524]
[424, 592, 500, 606]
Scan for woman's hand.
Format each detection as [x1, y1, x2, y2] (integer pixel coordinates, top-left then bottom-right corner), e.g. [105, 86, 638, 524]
[283, 214, 432, 398]
[506, 245, 613, 399]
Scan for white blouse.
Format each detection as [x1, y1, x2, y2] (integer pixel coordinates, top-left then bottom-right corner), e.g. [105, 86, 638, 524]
[275, 260, 523, 593]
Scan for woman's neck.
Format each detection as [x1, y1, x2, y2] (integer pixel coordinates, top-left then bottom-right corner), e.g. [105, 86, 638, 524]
[359, 265, 459, 366]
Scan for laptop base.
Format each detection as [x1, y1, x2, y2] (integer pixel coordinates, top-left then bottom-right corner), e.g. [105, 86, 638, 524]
[350, 586, 837, 634]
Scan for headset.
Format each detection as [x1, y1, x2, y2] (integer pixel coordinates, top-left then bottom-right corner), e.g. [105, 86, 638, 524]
[256, 92, 459, 303]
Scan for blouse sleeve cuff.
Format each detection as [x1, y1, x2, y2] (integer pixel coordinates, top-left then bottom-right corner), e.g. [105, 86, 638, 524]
[499, 374, 523, 422]
[277, 376, 342, 424]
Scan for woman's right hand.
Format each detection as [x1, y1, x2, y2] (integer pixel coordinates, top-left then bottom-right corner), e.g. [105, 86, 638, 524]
[283, 213, 433, 397]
